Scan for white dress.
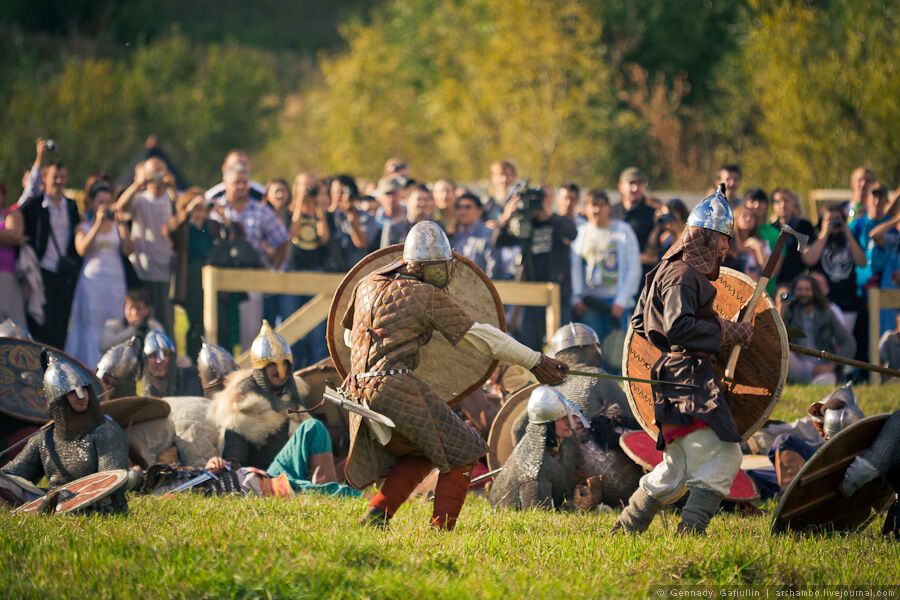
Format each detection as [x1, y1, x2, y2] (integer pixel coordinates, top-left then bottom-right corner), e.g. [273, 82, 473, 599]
[65, 222, 126, 370]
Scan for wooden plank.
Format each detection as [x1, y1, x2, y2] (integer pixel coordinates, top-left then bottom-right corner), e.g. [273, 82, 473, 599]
[869, 288, 881, 385]
[210, 268, 344, 295]
[493, 280, 555, 306]
[202, 266, 219, 345]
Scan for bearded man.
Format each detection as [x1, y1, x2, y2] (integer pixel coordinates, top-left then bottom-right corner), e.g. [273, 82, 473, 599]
[614, 185, 754, 535]
[341, 221, 568, 530]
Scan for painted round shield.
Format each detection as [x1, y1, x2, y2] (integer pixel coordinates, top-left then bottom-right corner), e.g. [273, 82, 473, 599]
[327, 245, 505, 408]
[772, 414, 896, 534]
[101, 396, 171, 427]
[0, 337, 103, 424]
[618, 430, 759, 502]
[622, 267, 788, 442]
[486, 384, 539, 471]
[14, 470, 128, 514]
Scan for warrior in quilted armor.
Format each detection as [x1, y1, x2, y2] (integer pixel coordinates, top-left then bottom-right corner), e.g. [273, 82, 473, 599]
[841, 410, 900, 539]
[342, 221, 568, 530]
[2, 352, 129, 513]
[205, 321, 358, 497]
[614, 185, 754, 535]
[490, 387, 586, 509]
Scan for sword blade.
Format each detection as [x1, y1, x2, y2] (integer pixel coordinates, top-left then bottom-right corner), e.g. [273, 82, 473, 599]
[323, 387, 396, 429]
[566, 369, 701, 390]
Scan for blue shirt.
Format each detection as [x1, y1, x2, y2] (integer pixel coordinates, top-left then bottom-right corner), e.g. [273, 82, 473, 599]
[850, 215, 890, 293]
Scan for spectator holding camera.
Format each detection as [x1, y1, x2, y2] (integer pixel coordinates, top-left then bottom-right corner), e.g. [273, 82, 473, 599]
[17, 138, 50, 207]
[330, 175, 377, 270]
[65, 184, 132, 369]
[641, 198, 688, 264]
[802, 203, 865, 332]
[495, 186, 577, 349]
[782, 274, 856, 385]
[20, 160, 81, 349]
[115, 156, 176, 337]
[571, 190, 641, 344]
[849, 185, 894, 295]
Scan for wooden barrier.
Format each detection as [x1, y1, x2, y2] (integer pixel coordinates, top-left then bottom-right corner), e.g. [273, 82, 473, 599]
[201, 266, 561, 367]
[867, 288, 900, 384]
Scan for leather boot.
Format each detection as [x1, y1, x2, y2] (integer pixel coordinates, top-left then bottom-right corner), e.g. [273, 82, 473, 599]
[431, 464, 472, 531]
[775, 448, 805, 491]
[677, 488, 724, 535]
[612, 488, 663, 534]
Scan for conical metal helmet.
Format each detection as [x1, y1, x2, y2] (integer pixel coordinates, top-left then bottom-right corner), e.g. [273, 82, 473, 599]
[96, 338, 141, 382]
[43, 352, 93, 405]
[527, 386, 590, 431]
[549, 323, 600, 357]
[403, 221, 452, 263]
[143, 330, 175, 360]
[198, 338, 238, 395]
[686, 183, 734, 238]
[0, 318, 32, 340]
[250, 320, 292, 378]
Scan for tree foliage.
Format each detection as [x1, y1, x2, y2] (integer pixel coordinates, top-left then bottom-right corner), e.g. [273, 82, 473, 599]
[0, 32, 279, 185]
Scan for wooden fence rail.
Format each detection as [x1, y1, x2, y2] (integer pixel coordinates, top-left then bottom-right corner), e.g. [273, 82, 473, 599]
[867, 288, 900, 384]
[201, 267, 560, 367]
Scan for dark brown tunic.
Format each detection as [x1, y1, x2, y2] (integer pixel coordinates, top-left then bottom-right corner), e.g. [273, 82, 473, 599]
[631, 259, 741, 445]
[340, 271, 487, 488]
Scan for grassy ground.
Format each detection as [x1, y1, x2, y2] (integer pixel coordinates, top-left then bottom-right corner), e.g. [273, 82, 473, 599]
[1, 385, 898, 599]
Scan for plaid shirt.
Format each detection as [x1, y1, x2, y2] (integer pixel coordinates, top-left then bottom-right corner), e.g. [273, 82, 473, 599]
[213, 199, 289, 268]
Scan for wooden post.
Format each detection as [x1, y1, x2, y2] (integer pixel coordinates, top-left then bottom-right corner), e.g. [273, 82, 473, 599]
[546, 282, 561, 347]
[869, 288, 881, 385]
[202, 266, 219, 345]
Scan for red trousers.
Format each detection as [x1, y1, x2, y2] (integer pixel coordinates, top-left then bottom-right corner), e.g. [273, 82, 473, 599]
[369, 455, 473, 530]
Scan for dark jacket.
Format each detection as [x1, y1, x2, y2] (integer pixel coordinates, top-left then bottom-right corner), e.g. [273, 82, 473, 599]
[632, 259, 741, 445]
[171, 218, 223, 305]
[19, 194, 80, 262]
[783, 303, 856, 359]
[495, 214, 577, 284]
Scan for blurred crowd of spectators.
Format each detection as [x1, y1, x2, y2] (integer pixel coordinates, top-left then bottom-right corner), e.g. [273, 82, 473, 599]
[2, 137, 898, 383]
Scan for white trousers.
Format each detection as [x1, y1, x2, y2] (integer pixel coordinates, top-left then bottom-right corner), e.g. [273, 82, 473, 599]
[639, 427, 742, 503]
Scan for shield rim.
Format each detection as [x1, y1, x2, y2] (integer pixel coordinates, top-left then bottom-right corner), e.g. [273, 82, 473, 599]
[617, 429, 760, 502]
[326, 244, 506, 408]
[486, 383, 539, 471]
[0, 337, 104, 424]
[771, 413, 895, 534]
[621, 267, 789, 442]
[14, 469, 128, 514]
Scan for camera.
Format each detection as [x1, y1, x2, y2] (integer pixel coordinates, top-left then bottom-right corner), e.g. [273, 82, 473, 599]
[307, 185, 318, 197]
[657, 213, 675, 227]
[46, 139, 57, 152]
[103, 208, 115, 220]
[779, 291, 796, 303]
[505, 180, 545, 239]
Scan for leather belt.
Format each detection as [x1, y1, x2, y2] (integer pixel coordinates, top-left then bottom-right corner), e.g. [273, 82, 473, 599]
[354, 368, 412, 379]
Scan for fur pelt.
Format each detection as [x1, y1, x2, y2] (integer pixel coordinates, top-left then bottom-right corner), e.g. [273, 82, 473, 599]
[206, 369, 311, 447]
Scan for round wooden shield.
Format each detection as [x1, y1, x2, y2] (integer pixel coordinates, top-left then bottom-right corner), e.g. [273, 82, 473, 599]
[772, 414, 896, 534]
[622, 267, 788, 442]
[486, 384, 538, 471]
[14, 469, 128, 514]
[100, 396, 171, 427]
[327, 245, 505, 408]
[0, 337, 103, 424]
[618, 430, 759, 502]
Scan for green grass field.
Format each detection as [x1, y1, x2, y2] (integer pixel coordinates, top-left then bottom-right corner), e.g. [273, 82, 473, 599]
[1, 385, 898, 599]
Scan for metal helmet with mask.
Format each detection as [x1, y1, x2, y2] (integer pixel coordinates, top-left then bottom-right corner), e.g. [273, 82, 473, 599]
[687, 183, 734, 238]
[549, 323, 601, 358]
[43, 350, 105, 440]
[250, 320, 292, 380]
[44, 352, 93, 406]
[403, 220, 454, 288]
[198, 338, 239, 397]
[143, 330, 175, 360]
[527, 386, 590, 431]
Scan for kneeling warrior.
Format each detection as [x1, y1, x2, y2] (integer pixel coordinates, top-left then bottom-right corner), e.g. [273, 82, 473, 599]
[841, 410, 900, 540]
[207, 321, 357, 496]
[614, 186, 754, 535]
[2, 352, 129, 513]
[490, 386, 588, 509]
[142, 330, 201, 397]
[342, 221, 568, 530]
[198, 339, 238, 399]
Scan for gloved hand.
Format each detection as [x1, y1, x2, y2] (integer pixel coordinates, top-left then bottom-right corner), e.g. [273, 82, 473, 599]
[719, 318, 753, 347]
[530, 354, 568, 385]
